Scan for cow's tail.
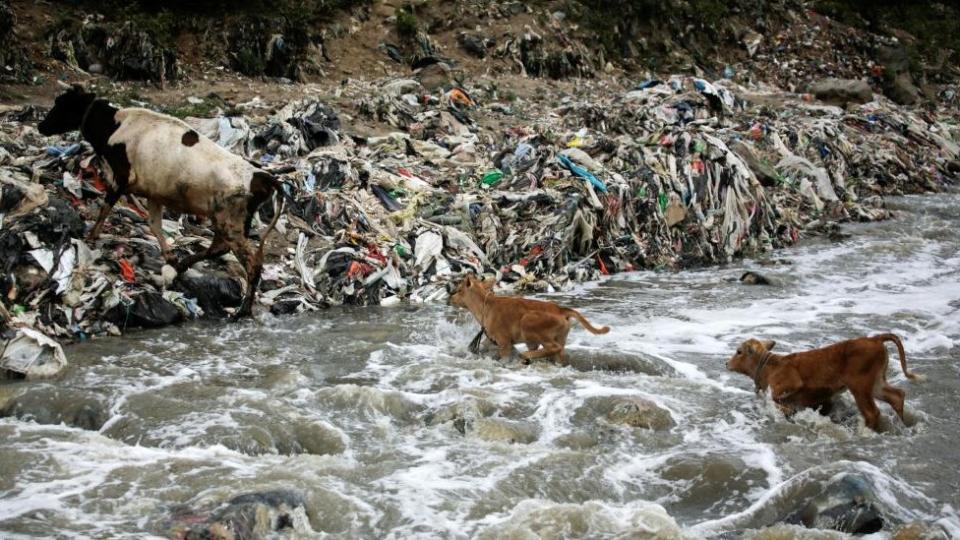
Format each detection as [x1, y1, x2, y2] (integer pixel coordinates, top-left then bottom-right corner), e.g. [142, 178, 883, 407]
[875, 333, 919, 380]
[562, 308, 610, 334]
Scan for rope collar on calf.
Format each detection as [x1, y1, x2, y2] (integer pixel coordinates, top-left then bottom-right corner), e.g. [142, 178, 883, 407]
[479, 289, 493, 333]
[753, 350, 773, 392]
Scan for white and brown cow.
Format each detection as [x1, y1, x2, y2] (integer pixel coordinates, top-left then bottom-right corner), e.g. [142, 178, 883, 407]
[38, 84, 283, 318]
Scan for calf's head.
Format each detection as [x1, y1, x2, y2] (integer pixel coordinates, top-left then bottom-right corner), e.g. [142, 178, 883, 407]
[727, 338, 776, 375]
[449, 274, 494, 308]
[38, 85, 97, 136]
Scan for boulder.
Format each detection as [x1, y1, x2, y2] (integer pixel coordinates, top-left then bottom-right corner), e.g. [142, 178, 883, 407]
[885, 72, 921, 105]
[0, 386, 107, 430]
[423, 397, 496, 431]
[458, 33, 491, 58]
[809, 78, 873, 106]
[171, 489, 313, 539]
[471, 418, 539, 444]
[785, 473, 884, 534]
[740, 271, 773, 286]
[892, 521, 950, 540]
[606, 398, 675, 430]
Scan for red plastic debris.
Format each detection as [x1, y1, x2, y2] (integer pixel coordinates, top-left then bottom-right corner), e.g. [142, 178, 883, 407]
[119, 259, 136, 283]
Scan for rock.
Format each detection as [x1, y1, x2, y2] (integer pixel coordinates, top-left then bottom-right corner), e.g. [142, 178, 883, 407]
[606, 398, 675, 430]
[424, 397, 496, 429]
[572, 396, 675, 430]
[104, 291, 184, 330]
[786, 473, 884, 534]
[892, 521, 950, 540]
[415, 62, 453, 91]
[172, 489, 313, 539]
[470, 418, 539, 444]
[0, 386, 107, 430]
[173, 273, 243, 318]
[740, 271, 773, 285]
[563, 350, 676, 377]
[885, 72, 921, 106]
[809, 78, 873, 106]
[458, 33, 490, 58]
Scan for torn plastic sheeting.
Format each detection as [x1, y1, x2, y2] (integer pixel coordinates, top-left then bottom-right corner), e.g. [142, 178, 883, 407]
[1, 327, 68, 378]
[559, 147, 600, 171]
[414, 230, 443, 271]
[444, 226, 488, 263]
[28, 245, 75, 294]
[557, 154, 607, 193]
[776, 155, 838, 202]
[371, 185, 404, 212]
[363, 260, 405, 289]
[1, 168, 49, 219]
[693, 79, 736, 110]
[62, 171, 82, 198]
[296, 233, 316, 292]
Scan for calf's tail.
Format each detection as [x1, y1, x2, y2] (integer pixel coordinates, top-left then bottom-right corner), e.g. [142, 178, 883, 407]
[875, 333, 918, 380]
[563, 308, 610, 334]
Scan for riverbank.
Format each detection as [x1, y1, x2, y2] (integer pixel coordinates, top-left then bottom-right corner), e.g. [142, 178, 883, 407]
[1, 69, 957, 363]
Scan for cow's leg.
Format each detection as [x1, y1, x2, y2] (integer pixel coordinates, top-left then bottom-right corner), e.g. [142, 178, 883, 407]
[174, 233, 228, 274]
[879, 385, 906, 422]
[146, 199, 174, 263]
[519, 342, 563, 362]
[87, 191, 122, 242]
[229, 236, 263, 319]
[852, 388, 882, 431]
[207, 195, 262, 319]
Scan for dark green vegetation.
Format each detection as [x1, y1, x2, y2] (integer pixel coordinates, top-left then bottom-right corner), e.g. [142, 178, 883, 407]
[3, 0, 957, 85]
[815, 0, 960, 55]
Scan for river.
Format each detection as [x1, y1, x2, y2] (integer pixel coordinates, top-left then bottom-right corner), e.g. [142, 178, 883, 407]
[1, 193, 958, 538]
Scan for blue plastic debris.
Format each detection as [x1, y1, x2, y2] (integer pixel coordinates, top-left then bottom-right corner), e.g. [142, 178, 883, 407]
[45, 144, 82, 157]
[557, 154, 607, 193]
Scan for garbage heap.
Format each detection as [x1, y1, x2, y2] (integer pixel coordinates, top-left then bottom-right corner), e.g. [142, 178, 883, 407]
[1, 74, 958, 349]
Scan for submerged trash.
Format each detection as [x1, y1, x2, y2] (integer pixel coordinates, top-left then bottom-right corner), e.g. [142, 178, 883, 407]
[1, 328, 68, 378]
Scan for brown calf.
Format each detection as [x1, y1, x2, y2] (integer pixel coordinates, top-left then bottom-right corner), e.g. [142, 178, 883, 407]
[726, 334, 918, 431]
[450, 275, 609, 363]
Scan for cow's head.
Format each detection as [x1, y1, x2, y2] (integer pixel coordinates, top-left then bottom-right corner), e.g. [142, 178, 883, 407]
[38, 84, 96, 136]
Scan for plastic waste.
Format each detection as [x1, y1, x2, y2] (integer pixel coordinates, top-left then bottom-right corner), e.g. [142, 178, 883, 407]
[1, 327, 68, 378]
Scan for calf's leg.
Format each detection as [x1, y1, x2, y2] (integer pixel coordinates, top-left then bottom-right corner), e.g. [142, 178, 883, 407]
[519, 343, 563, 362]
[879, 385, 906, 422]
[851, 388, 882, 431]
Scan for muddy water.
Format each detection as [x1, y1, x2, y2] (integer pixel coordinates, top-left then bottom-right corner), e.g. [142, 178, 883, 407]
[1, 194, 959, 539]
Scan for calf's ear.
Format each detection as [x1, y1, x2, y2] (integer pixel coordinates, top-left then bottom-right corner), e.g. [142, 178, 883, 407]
[480, 277, 495, 290]
[761, 340, 776, 351]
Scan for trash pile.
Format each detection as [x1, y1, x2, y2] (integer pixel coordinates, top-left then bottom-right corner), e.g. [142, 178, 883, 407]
[1, 72, 957, 346]
[49, 16, 180, 83]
